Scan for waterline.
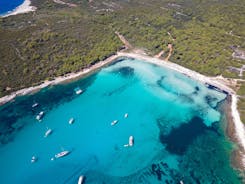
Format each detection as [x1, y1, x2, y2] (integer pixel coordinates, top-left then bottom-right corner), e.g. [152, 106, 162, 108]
[0, 57, 242, 183]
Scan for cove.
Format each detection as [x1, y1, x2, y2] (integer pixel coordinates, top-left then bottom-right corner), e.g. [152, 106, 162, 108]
[0, 57, 241, 183]
[0, 0, 24, 15]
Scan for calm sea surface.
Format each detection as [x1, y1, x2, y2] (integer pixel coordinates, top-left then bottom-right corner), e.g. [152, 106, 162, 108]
[0, 0, 24, 15]
[0, 57, 241, 183]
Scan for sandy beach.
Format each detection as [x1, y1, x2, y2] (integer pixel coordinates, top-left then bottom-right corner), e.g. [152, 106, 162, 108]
[0, 50, 244, 169]
[120, 52, 245, 168]
[2, 0, 36, 17]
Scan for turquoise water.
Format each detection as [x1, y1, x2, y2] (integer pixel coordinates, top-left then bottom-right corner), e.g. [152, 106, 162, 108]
[0, 57, 241, 183]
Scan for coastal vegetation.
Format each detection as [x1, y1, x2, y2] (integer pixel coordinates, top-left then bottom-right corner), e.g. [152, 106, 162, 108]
[0, 0, 245, 122]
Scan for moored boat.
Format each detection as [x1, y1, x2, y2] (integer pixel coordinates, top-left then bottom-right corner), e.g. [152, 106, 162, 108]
[129, 136, 134, 147]
[74, 87, 83, 95]
[36, 111, 44, 121]
[124, 136, 134, 148]
[78, 175, 85, 184]
[55, 150, 70, 159]
[31, 156, 38, 163]
[111, 120, 118, 126]
[32, 103, 39, 108]
[44, 128, 52, 138]
[69, 118, 75, 124]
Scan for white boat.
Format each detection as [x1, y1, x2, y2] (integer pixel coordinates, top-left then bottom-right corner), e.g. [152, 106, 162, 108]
[55, 150, 70, 159]
[36, 111, 44, 121]
[32, 103, 39, 108]
[74, 87, 83, 95]
[129, 136, 134, 147]
[69, 118, 75, 124]
[31, 156, 38, 163]
[124, 113, 128, 118]
[78, 175, 85, 184]
[44, 128, 52, 138]
[111, 120, 118, 126]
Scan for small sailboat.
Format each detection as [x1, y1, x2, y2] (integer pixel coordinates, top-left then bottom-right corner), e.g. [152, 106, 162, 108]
[124, 113, 128, 118]
[74, 87, 83, 95]
[129, 136, 134, 147]
[36, 111, 44, 121]
[31, 156, 38, 163]
[44, 128, 52, 138]
[111, 120, 118, 126]
[78, 175, 85, 184]
[69, 118, 75, 124]
[55, 150, 70, 159]
[32, 103, 39, 108]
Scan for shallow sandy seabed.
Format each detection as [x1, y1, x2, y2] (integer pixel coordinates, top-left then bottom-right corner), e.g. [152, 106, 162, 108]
[0, 51, 244, 169]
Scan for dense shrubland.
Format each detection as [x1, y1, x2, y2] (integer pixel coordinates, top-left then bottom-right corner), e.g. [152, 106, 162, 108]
[0, 0, 245, 120]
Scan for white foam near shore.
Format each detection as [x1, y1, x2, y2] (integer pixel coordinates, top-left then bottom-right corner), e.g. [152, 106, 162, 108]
[2, 0, 36, 17]
[231, 95, 245, 166]
[0, 51, 244, 167]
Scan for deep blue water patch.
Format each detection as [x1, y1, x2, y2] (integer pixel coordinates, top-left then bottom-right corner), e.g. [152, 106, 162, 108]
[178, 131, 240, 183]
[0, 57, 241, 183]
[104, 83, 130, 96]
[0, 0, 24, 15]
[156, 76, 166, 89]
[205, 83, 229, 95]
[192, 86, 200, 95]
[0, 73, 97, 146]
[159, 116, 217, 155]
[112, 66, 135, 77]
[205, 95, 218, 108]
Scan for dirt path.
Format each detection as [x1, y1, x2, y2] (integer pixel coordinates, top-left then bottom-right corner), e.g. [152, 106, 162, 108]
[115, 32, 132, 49]
[164, 44, 173, 61]
[154, 50, 165, 58]
[53, 0, 77, 7]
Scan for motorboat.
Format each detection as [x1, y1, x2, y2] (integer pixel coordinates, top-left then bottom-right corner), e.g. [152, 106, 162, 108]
[74, 87, 83, 95]
[129, 136, 134, 147]
[44, 128, 52, 138]
[31, 156, 38, 163]
[36, 111, 44, 121]
[124, 113, 128, 118]
[32, 103, 39, 108]
[78, 175, 85, 184]
[111, 120, 118, 126]
[55, 150, 70, 159]
[69, 118, 75, 124]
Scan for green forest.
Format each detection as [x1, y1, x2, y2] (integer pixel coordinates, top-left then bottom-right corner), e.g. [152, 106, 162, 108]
[0, 0, 245, 121]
